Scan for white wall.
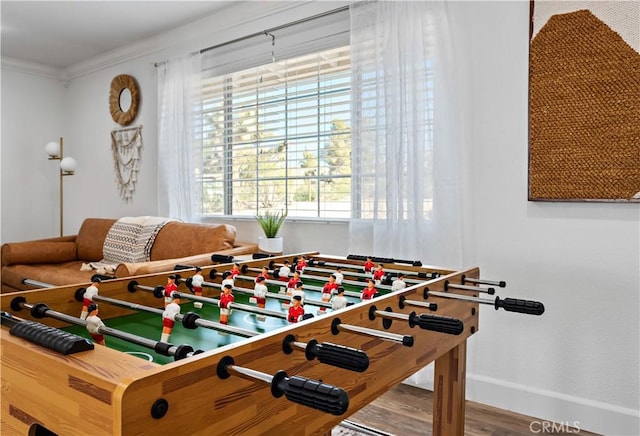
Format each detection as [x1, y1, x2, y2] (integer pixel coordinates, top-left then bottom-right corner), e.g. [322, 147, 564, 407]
[1, 1, 638, 435]
[1, 68, 67, 241]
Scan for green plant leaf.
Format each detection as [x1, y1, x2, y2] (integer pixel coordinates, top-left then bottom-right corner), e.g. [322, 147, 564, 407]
[256, 210, 287, 238]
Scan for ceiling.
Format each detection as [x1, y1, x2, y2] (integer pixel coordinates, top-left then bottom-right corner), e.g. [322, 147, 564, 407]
[1, 1, 232, 69]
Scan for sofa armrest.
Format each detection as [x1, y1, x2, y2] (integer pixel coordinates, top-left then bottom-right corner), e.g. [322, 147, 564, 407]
[2, 239, 78, 266]
[114, 242, 258, 277]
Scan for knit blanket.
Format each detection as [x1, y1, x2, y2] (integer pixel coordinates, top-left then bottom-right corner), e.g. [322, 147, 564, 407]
[102, 216, 176, 264]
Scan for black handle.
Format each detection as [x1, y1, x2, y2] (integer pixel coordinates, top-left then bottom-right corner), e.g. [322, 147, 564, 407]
[308, 340, 369, 373]
[2, 312, 94, 355]
[495, 297, 545, 315]
[272, 371, 349, 415]
[410, 313, 464, 335]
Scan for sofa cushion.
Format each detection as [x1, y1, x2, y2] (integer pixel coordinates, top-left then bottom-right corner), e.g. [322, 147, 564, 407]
[150, 222, 236, 261]
[2, 261, 94, 290]
[75, 218, 117, 261]
[1, 241, 77, 266]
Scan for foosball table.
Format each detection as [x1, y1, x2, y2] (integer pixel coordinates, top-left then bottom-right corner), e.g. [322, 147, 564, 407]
[0, 252, 544, 435]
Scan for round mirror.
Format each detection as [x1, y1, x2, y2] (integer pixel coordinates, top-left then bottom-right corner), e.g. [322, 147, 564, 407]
[109, 74, 140, 126]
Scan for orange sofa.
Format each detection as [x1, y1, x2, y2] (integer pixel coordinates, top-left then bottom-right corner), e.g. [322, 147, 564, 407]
[1, 218, 257, 293]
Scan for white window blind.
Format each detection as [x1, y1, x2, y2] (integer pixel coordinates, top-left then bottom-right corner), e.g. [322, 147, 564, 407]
[200, 43, 351, 218]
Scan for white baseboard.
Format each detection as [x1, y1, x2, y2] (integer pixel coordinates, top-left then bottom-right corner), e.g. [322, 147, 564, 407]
[403, 367, 639, 436]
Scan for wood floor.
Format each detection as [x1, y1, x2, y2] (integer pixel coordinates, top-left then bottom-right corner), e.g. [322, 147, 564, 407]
[333, 384, 600, 436]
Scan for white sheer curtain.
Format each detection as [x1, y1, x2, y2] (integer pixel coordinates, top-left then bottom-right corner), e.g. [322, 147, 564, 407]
[349, 0, 464, 268]
[157, 53, 203, 222]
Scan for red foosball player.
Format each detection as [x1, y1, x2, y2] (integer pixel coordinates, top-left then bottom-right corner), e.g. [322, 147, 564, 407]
[361, 279, 379, 301]
[372, 263, 386, 286]
[163, 274, 178, 307]
[255, 266, 269, 283]
[253, 276, 268, 322]
[219, 284, 235, 325]
[296, 256, 308, 273]
[331, 287, 348, 311]
[160, 292, 181, 343]
[391, 273, 407, 292]
[85, 303, 106, 346]
[278, 260, 291, 282]
[363, 257, 375, 274]
[230, 263, 241, 279]
[318, 275, 339, 315]
[286, 271, 301, 295]
[288, 295, 305, 323]
[80, 277, 101, 320]
[191, 267, 204, 296]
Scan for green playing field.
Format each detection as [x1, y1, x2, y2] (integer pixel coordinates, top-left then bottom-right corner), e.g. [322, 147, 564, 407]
[64, 275, 374, 365]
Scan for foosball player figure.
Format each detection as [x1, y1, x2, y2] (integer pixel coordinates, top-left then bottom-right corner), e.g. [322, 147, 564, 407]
[255, 266, 269, 283]
[164, 274, 178, 307]
[331, 287, 348, 311]
[363, 257, 375, 274]
[296, 255, 308, 273]
[221, 271, 235, 289]
[253, 276, 268, 322]
[85, 303, 106, 346]
[278, 260, 291, 282]
[292, 281, 306, 305]
[318, 274, 339, 315]
[230, 263, 241, 279]
[219, 284, 235, 325]
[288, 295, 305, 323]
[372, 263, 386, 286]
[361, 279, 379, 301]
[191, 267, 204, 296]
[334, 267, 344, 285]
[160, 292, 181, 343]
[80, 277, 101, 320]
[286, 271, 301, 295]
[391, 273, 407, 291]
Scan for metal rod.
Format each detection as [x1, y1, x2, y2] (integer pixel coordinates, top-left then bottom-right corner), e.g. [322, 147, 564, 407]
[154, 6, 349, 67]
[233, 275, 332, 308]
[227, 364, 273, 385]
[21, 279, 55, 289]
[335, 323, 410, 345]
[463, 277, 506, 288]
[94, 294, 258, 338]
[373, 310, 410, 322]
[445, 282, 495, 295]
[175, 292, 287, 320]
[426, 291, 493, 306]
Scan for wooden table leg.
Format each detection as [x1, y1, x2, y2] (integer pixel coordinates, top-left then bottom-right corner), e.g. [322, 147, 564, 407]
[433, 340, 467, 436]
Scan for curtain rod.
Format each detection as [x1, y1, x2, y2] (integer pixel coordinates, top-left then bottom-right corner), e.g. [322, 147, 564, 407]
[155, 5, 349, 67]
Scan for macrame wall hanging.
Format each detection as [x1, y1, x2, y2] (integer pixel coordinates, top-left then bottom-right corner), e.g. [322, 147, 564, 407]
[111, 126, 143, 202]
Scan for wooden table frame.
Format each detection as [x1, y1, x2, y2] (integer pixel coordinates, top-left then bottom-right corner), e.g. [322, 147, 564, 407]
[1, 252, 478, 435]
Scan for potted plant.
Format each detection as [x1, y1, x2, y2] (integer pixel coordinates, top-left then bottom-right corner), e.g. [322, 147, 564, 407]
[256, 210, 287, 253]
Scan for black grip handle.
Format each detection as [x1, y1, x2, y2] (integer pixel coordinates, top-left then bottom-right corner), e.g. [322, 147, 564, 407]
[410, 313, 464, 335]
[495, 297, 545, 315]
[310, 340, 369, 373]
[2, 312, 94, 355]
[273, 371, 349, 415]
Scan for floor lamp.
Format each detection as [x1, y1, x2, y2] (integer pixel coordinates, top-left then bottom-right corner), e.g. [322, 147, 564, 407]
[45, 137, 77, 237]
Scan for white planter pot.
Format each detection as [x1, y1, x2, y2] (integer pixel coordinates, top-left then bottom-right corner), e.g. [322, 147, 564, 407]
[258, 236, 283, 254]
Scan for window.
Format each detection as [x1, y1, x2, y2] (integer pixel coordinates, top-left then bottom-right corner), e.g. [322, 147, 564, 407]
[200, 45, 351, 219]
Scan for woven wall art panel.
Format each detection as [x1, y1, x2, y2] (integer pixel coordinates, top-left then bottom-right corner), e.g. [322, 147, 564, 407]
[529, 2, 640, 202]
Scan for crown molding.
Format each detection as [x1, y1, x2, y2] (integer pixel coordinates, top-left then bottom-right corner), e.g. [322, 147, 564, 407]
[1, 56, 62, 80]
[61, 1, 347, 81]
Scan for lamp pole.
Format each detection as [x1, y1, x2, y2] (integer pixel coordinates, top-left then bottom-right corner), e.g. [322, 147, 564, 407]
[47, 137, 76, 237]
